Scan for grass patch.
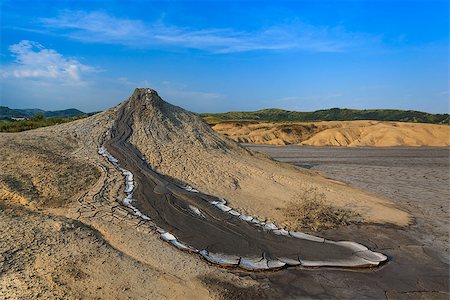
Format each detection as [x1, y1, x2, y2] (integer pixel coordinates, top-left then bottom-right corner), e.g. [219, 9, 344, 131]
[284, 187, 359, 232]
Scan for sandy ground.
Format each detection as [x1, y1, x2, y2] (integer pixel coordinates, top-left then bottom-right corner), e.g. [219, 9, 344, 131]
[213, 120, 450, 147]
[0, 88, 444, 299]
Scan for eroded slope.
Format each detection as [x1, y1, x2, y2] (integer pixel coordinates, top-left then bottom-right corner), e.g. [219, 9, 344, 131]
[212, 120, 450, 147]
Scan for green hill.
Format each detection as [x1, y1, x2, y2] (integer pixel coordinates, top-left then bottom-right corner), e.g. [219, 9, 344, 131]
[200, 108, 449, 124]
[0, 106, 85, 120]
[0, 106, 92, 132]
[0, 106, 29, 119]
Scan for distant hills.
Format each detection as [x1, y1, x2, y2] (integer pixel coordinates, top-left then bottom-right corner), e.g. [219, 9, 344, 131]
[0, 106, 86, 120]
[2, 105, 449, 125]
[200, 108, 449, 124]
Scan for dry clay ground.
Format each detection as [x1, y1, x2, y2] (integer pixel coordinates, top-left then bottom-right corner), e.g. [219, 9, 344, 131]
[0, 89, 433, 299]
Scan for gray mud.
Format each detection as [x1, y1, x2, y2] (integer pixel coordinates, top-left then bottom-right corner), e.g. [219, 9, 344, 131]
[103, 90, 387, 270]
[246, 144, 450, 261]
[235, 144, 449, 299]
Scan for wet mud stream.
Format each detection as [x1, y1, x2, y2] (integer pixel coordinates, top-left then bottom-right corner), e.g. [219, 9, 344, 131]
[103, 100, 386, 271]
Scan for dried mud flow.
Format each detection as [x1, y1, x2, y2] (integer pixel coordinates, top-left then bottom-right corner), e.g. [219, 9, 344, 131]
[104, 88, 386, 269]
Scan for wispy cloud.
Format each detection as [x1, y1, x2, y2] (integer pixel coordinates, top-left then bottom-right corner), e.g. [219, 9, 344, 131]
[38, 10, 379, 53]
[40, 11, 149, 46]
[1, 40, 96, 84]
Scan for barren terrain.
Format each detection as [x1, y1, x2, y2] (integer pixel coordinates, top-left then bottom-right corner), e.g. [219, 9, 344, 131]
[246, 144, 450, 298]
[213, 120, 450, 146]
[0, 88, 447, 299]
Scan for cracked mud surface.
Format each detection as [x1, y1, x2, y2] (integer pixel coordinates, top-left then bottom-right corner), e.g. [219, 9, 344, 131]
[239, 144, 449, 299]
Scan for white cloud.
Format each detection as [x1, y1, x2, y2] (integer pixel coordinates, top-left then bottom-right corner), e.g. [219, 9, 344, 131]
[38, 10, 379, 53]
[41, 11, 149, 46]
[1, 40, 96, 83]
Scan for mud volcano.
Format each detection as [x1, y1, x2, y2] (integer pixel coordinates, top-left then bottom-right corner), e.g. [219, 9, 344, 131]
[103, 88, 387, 270]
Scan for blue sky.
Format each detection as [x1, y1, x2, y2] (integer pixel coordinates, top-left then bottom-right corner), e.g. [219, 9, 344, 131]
[1, 0, 448, 113]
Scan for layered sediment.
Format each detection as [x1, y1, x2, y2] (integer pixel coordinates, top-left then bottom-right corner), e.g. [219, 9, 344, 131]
[212, 120, 450, 147]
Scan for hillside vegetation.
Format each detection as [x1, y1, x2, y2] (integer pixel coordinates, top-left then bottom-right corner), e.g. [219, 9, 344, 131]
[0, 106, 93, 132]
[0, 114, 90, 132]
[200, 108, 449, 124]
[0, 106, 85, 119]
